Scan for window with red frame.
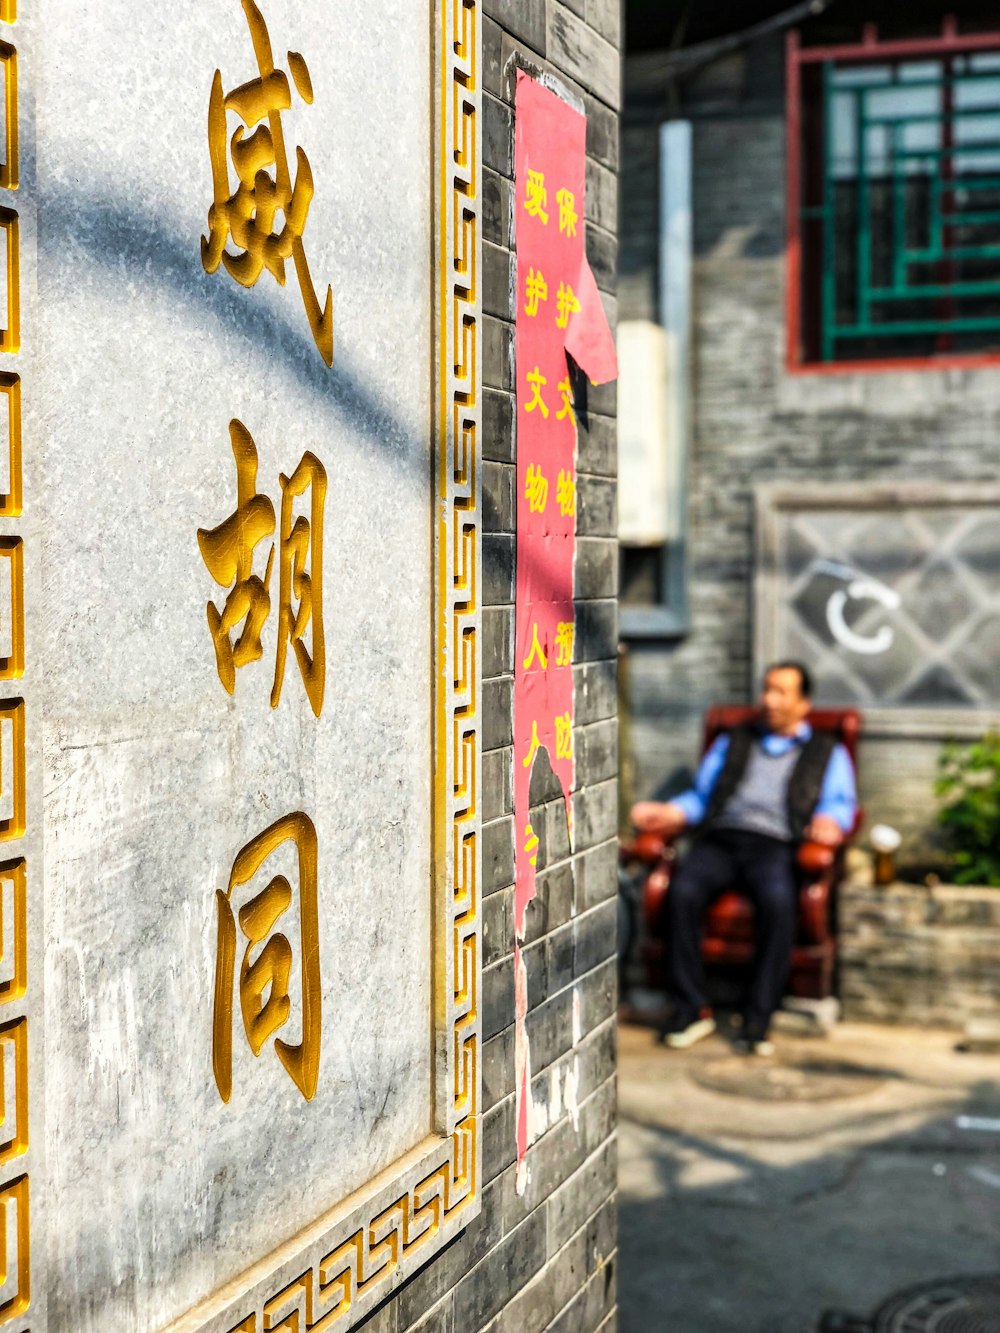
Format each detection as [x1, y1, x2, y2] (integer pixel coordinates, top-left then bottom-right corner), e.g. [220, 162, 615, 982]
[788, 25, 1000, 368]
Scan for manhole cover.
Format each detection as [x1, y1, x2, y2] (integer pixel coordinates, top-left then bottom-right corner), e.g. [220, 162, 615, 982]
[874, 1276, 1000, 1332]
[692, 1057, 884, 1103]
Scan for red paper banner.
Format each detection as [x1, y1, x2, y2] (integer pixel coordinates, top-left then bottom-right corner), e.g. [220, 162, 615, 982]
[512, 72, 617, 1182]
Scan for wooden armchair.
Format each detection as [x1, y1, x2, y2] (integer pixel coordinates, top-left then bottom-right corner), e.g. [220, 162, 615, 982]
[623, 707, 862, 1002]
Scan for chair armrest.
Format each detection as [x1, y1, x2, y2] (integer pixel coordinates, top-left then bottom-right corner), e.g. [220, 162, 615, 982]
[797, 842, 839, 945]
[798, 877, 832, 944]
[797, 839, 837, 875]
[637, 840, 679, 932]
[620, 830, 680, 864]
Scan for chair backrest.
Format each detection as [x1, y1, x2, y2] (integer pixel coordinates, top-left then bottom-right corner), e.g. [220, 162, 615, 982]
[702, 705, 862, 767]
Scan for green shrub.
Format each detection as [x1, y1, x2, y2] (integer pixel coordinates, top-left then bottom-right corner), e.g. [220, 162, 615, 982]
[936, 732, 1000, 887]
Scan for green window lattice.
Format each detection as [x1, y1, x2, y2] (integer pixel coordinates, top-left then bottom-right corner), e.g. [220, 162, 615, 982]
[803, 49, 1000, 362]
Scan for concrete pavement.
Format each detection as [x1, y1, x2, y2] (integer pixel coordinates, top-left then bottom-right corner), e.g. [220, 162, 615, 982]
[618, 1018, 1000, 1333]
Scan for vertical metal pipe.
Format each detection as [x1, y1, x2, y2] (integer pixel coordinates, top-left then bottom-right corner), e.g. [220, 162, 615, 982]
[658, 118, 692, 626]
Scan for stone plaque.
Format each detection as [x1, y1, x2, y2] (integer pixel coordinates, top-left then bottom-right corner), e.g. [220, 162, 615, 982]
[756, 483, 1000, 736]
[5, 2, 481, 1330]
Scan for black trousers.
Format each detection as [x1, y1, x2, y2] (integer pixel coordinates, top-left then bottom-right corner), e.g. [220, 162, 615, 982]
[665, 829, 798, 1031]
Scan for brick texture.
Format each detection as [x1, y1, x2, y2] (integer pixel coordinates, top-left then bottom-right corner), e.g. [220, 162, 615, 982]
[363, 5, 620, 1332]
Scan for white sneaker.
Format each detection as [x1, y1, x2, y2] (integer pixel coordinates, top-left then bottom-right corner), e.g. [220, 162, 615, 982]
[747, 1037, 775, 1057]
[737, 1029, 775, 1057]
[663, 1012, 717, 1050]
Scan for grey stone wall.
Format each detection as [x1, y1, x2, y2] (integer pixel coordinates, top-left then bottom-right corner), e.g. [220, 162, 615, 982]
[840, 856, 1000, 1028]
[621, 35, 1000, 849]
[358, 5, 621, 1332]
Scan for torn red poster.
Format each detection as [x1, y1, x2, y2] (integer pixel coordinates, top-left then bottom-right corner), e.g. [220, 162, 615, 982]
[512, 72, 618, 1184]
[513, 941, 532, 1194]
[565, 255, 619, 385]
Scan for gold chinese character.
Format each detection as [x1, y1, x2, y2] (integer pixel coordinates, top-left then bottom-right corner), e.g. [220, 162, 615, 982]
[213, 812, 321, 1103]
[524, 822, 539, 868]
[522, 622, 548, 671]
[556, 281, 581, 330]
[555, 712, 573, 761]
[525, 367, 549, 418]
[554, 620, 575, 666]
[201, 0, 334, 366]
[556, 377, 575, 425]
[523, 169, 549, 224]
[556, 187, 578, 237]
[525, 463, 549, 514]
[556, 469, 576, 516]
[198, 419, 276, 695]
[199, 420, 328, 713]
[271, 451, 327, 717]
[523, 719, 541, 768]
[524, 266, 548, 317]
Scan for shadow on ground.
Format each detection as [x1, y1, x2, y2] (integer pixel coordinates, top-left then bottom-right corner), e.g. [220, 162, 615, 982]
[616, 1020, 1000, 1333]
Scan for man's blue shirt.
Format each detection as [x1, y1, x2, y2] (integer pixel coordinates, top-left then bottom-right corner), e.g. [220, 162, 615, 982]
[672, 723, 858, 833]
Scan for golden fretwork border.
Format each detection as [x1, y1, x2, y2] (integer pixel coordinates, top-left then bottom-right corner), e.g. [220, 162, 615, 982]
[0, 1, 27, 1327]
[165, 2, 481, 1331]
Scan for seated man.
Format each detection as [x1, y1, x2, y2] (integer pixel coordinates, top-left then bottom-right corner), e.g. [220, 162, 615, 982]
[631, 661, 857, 1055]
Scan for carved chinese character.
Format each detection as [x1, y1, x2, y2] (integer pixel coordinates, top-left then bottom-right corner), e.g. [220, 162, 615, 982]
[197, 419, 276, 695]
[271, 451, 327, 717]
[201, 0, 333, 366]
[199, 419, 327, 715]
[213, 812, 321, 1103]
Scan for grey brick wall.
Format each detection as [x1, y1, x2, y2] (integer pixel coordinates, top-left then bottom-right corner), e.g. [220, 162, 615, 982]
[620, 35, 1000, 847]
[358, 5, 620, 1331]
[839, 860, 1000, 1027]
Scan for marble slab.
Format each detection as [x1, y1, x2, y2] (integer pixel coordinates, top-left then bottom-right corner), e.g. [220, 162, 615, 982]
[0, 1, 481, 1329]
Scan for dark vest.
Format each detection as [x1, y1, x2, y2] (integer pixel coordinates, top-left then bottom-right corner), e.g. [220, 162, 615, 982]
[702, 725, 838, 843]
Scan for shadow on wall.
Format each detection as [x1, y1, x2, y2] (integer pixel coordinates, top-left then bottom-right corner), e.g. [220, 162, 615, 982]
[42, 184, 427, 476]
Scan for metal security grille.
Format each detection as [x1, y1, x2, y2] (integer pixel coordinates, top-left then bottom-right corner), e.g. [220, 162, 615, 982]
[788, 26, 1000, 367]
